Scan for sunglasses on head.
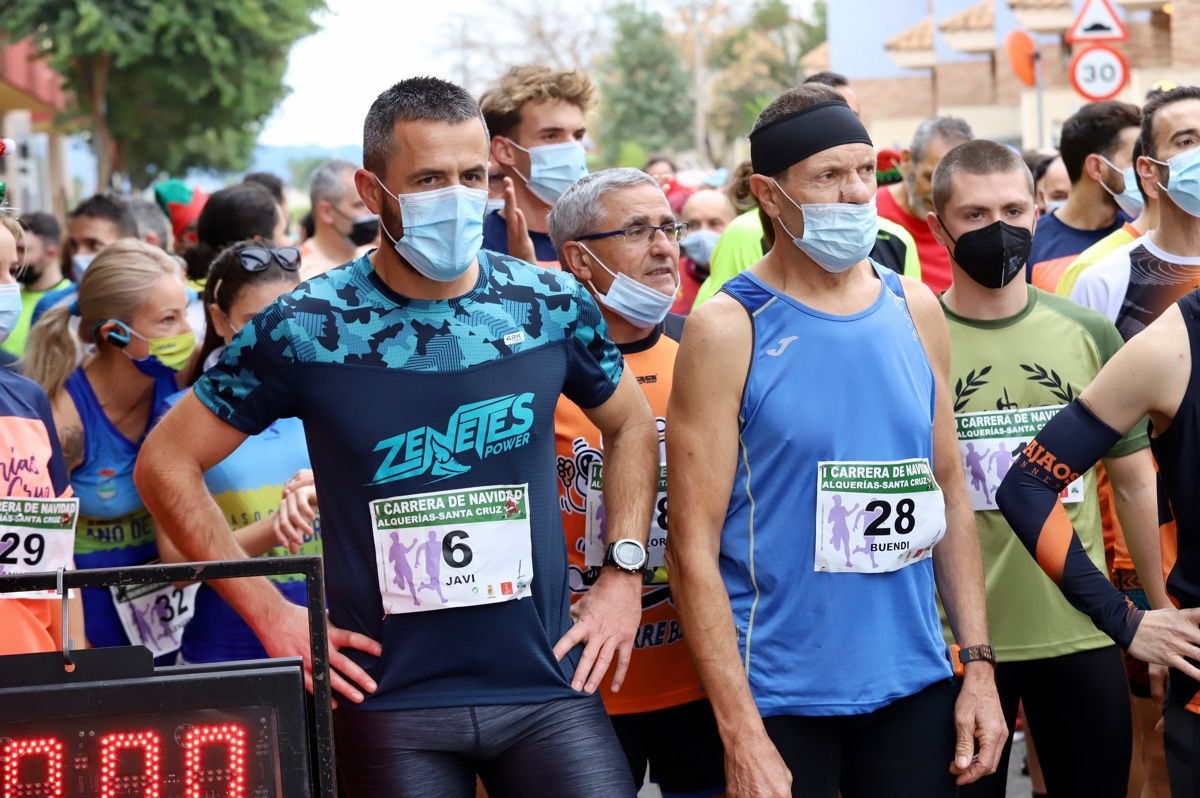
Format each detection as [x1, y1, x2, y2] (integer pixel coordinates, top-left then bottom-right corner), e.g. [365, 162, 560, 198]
[234, 245, 301, 272]
[210, 244, 302, 304]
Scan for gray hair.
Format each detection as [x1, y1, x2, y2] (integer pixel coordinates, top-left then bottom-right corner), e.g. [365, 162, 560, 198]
[363, 76, 486, 177]
[309, 159, 357, 207]
[548, 168, 661, 252]
[911, 116, 974, 163]
[128, 198, 171, 251]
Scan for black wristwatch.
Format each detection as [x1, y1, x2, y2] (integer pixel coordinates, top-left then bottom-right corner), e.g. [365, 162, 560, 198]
[958, 644, 997, 668]
[604, 539, 648, 574]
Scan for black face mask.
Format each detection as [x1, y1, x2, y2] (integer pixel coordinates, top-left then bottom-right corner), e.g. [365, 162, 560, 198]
[942, 219, 1032, 289]
[15, 263, 41, 286]
[346, 214, 380, 247]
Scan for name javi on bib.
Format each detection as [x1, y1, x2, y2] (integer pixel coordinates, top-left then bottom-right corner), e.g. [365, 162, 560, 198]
[370, 393, 536, 485]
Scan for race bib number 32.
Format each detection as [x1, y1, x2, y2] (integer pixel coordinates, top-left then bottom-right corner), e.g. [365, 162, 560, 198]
[814, 459, 946, 574]
[111, 582, 199, 658]
[0, 497, 79, 600]
[370, 484, 533, 615]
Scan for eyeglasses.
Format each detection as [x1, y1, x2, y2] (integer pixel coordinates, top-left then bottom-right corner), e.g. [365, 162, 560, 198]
[576, 221, 689, 245]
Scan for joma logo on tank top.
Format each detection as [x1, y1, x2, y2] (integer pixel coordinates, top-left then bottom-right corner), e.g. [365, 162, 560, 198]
[369, 393, 536, 486]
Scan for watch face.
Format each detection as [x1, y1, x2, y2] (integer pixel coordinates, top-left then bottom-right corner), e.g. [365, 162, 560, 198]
[614, 540, 645, 568]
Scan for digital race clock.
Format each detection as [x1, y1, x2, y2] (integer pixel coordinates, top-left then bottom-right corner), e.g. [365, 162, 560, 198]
[0, 649, 313, 797]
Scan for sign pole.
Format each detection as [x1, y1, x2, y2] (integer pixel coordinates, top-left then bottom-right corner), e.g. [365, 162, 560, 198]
[1034, 49, 1045, 149]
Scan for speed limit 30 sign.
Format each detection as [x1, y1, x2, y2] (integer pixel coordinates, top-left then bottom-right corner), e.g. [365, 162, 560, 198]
[1070, 44, 1129, 102]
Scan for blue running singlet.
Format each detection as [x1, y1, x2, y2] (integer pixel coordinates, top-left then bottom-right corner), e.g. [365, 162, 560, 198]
[64, 367, 177, 649]
[175, 393, 318, 663]
[719, 263, 953, 717]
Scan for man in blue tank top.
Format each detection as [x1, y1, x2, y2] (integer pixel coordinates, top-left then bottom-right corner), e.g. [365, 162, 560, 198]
[665, 83, 1006, 797]
[135, 77, 660, 798]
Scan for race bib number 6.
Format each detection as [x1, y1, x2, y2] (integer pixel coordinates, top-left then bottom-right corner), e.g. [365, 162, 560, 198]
[814, 459, 946, 574]
[370, 484, 533, 615]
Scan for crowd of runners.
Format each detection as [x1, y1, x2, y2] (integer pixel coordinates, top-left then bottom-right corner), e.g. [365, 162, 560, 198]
[2, 61, 1200, 798]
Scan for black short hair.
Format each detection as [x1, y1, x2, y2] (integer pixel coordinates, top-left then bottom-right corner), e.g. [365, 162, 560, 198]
[751, 83, 843, 135]
[1059, 100, 1141, 184]
[932, 140, 1033, 215]
[804, 71, 850, 89]
[1032, 153, 1060, 185]
[362, 76, 486, 176]
[18, 211, 60, 246]
[1130, 138, 1148, 202]
[69, 194, 137, 238]
[244, 171, 285, 204]
[184, 182, 279, 281]
[1140, 85, 1200, 160]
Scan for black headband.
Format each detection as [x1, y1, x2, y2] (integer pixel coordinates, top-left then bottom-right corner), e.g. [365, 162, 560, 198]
[750, 100, 873, 176]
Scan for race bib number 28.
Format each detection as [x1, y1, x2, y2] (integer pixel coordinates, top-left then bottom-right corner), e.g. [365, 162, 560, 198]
[370, 484, 534, 615]
[814, 459, 946, 574]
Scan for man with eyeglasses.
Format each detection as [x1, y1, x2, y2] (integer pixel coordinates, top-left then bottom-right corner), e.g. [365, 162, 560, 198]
[135, 76, 659, 797]
[665, 83, 1005, 797]
[549, 168, 726, 798]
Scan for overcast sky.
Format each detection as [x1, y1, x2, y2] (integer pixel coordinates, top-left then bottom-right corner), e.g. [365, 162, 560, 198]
[259, 0, 815, 149]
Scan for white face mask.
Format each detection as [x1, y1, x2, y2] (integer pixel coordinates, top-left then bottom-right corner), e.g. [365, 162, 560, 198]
[0, 284, 20, 344]
[580, 243, 677, 328]
[507, 140, 589, 205]
[772, 179, 879, 273]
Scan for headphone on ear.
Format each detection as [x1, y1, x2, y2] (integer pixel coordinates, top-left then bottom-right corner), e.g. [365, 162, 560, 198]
[97, 319, 132, 349]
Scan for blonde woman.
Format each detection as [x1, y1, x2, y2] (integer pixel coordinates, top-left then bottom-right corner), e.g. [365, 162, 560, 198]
[25, 240, 194, 661]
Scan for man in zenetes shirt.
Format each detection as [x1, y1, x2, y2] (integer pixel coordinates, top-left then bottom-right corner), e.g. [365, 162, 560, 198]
[135, 76, 659, 798]
[480, 64, 594, 267]
[930, 139, 1159, 797]
[550, 168, 725, 798]
[667, 83, 1005, 798]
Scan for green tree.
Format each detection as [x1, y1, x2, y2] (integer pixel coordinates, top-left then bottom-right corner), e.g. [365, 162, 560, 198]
[287, 154, 327, 192]
[707, 0, 826, 154]
[5, 0, 323, 189]
[595, 2, 694, 168]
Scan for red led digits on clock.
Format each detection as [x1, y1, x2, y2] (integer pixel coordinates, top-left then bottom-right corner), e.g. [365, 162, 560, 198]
[1, 736, 64, 798]
[99, 730, 161, 798]
[183, 723, 247, 798]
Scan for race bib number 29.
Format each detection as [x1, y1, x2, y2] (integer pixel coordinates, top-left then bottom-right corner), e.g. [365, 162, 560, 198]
[370, 484, 533, 615]
[0, 497, 79, 600]
[814, 459, 946, 574]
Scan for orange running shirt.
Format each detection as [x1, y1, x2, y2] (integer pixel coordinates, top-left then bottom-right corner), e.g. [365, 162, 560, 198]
[0, 373, 75, 654]
[554, 326, 705, 715]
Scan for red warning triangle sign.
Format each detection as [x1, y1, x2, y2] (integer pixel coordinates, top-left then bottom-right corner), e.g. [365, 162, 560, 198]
[1066, 0, 1128, 43]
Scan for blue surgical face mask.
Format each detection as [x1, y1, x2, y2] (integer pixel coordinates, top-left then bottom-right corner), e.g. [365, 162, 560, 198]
[1150, 146, 1200, 218]
[1098, 156, 1144, 218]
[71, 253, 95, 283]
[680, 228, 721, 268]
[374, 177, 488, 282]
[772, 179, 879, 273]
[485, 197, 505, 216]
[508, 140, 588, 205]
[0, 284, 21, 344]
[1045, 199, 1067, 215]
[580, 243, 677, 328]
